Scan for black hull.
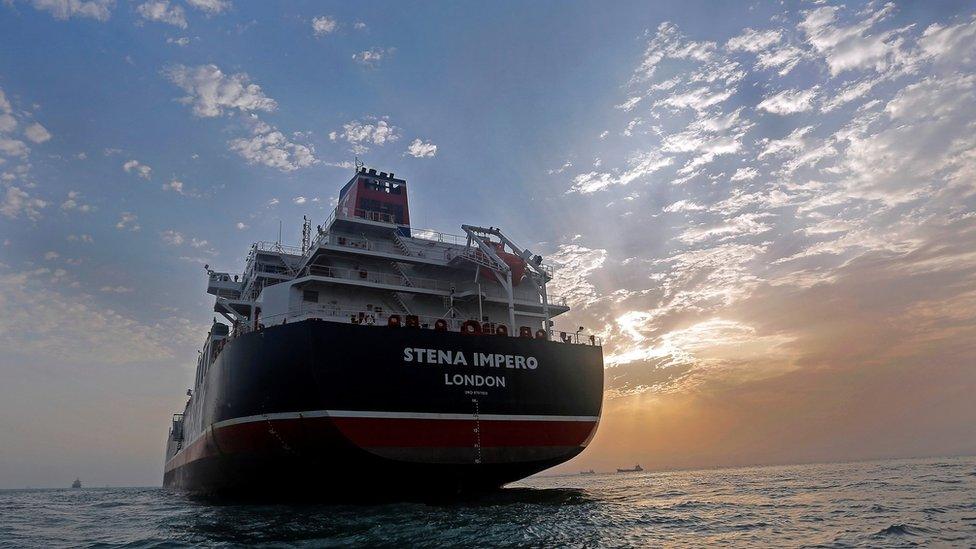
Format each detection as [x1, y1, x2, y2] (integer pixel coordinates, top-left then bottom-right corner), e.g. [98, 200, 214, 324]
[164, 320, 604, 498]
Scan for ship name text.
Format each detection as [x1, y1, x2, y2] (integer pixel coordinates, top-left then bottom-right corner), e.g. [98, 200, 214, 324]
[402, 347, 538, 369]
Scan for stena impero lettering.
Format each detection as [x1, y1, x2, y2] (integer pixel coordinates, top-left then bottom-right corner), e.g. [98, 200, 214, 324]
[162, 165, 604, 499]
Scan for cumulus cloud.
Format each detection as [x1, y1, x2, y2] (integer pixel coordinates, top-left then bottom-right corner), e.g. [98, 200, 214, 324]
[406, 138, 437, 158]
[115, 212, 139, 231]
[186, 0, 230, 14]
[122, 159, 152, 179]
[161, 179, 183, 194]
[570, 151, 672, 194]
[726, 28, 782, 52]
[352, 48, 392, 67]
[166, 64, 277, 118]
[228, 118, 318, 172]
[60, 190, 92, 212]
[329, 116, 400, 154]
[799, 3, 910, 76]
[160, 229, 184, 245]
[137, 0, 187, 29]
[24, 122, 51, 144]
[312, 16, 337, 36]
[1, 186, 46, 220]
[756, 87, 818, 114]
[235, 221, 248, 230]
[27, 0, 112, 21]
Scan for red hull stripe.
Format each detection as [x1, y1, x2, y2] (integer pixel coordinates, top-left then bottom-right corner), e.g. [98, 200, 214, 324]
[166, 411, 599, 472]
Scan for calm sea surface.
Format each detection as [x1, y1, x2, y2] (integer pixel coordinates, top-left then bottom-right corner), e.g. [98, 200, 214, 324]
[1, 457, 973, 547]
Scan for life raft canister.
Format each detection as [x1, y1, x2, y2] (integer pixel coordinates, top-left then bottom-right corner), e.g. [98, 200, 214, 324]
[535, 329, 547, 339]
[387, 314, 401, 327]
[519, 326, 533, 338]
[434, 318, 448, 331]
[405, 314, 420, 328]
[495, 324, 509, 336]
[461, 320, 482, 335]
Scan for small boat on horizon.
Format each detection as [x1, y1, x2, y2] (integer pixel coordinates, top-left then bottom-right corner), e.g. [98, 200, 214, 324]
[71, 478, 82, 489]
[616, 464, 643, 473]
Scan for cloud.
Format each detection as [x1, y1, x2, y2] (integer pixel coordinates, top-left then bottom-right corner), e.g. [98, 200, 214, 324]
[186, 0, 229, 14]
[122, 159, 152, 179]
[228, 118, 318, 172]
[100, 285, 133, 293]
[570, 151, 672, 194]
[167, 36, 190, 47]
[23, 122, 52, 144]
[756, 87, 818, 114]
[136, 0, 187, 29]
[756, 45, 807, 75]
[663, 200, 706, 213]
[799, 3, 910, 76]
[406, 138, 437, 158]
[292, 196, 306, 205]
[115, 212, 139, 231]
[547, 243, 608, 309]
[235, 221, 248, 230]
[161, 179, 183, 194]
[329, 116, 400, 154]
[166, 64, 277, 118]
[27, 0, 112, 21]
[1, 186, 46, 220]
[726, 28, 782, 52]
[67, 234, 94, 243]
[60, 190, 92, 212]
[160, 229, 184, 245]
[352, 48, 392, 67]
[0, 137, 28, 158]
[0, 114, 16, 133]
[730, 167, 758, 181]
[312, 16, 337, 36]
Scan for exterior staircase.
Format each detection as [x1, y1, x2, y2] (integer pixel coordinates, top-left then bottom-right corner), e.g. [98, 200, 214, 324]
[388, 261, 413, 314]
[392, 230, 411, 256]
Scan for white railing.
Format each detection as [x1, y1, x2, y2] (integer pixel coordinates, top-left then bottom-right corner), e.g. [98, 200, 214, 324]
[253, 241, 304, 256]
[301, 264, 458, 293]
[298, 263, 566, 307]
[241, 305, 601, 346]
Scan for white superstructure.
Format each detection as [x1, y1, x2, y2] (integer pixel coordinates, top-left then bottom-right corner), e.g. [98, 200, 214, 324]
[203, 167, 579, 345]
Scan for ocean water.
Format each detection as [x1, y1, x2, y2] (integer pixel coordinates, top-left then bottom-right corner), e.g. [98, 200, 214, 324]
[1, 457, 973, 548]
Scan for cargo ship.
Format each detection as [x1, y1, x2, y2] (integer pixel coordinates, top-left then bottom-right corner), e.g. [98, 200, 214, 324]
[163, 165, 604, 498]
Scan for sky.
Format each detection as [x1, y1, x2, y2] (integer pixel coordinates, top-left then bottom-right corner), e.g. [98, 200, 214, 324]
[1, 0, 975, 487]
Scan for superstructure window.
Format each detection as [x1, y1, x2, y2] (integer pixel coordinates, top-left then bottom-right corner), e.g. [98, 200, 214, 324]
[303, 290, 319, 303]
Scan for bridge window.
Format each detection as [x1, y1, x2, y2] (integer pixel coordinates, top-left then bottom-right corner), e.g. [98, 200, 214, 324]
[303, 290, 319, 303]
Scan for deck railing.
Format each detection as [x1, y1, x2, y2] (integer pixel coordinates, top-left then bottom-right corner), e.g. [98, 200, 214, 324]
[247, 304, 601, 345]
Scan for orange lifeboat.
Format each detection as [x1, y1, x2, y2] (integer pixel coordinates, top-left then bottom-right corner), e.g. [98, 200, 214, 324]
[478, 242, 526, 285]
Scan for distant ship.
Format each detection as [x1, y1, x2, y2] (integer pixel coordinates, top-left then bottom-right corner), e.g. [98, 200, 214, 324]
[579, 469, 596, 475]
[616, 464, 643, 473]
[71, 478, 81, 489]
[163, 165, 605, 498]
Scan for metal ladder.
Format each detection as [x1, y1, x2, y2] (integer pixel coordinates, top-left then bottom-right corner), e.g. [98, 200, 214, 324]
[391, 230, 411, 256]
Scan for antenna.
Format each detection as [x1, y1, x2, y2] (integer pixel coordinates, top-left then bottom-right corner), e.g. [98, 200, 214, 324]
[277, 220, 282, 249]
[355, 157, 364, 172]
